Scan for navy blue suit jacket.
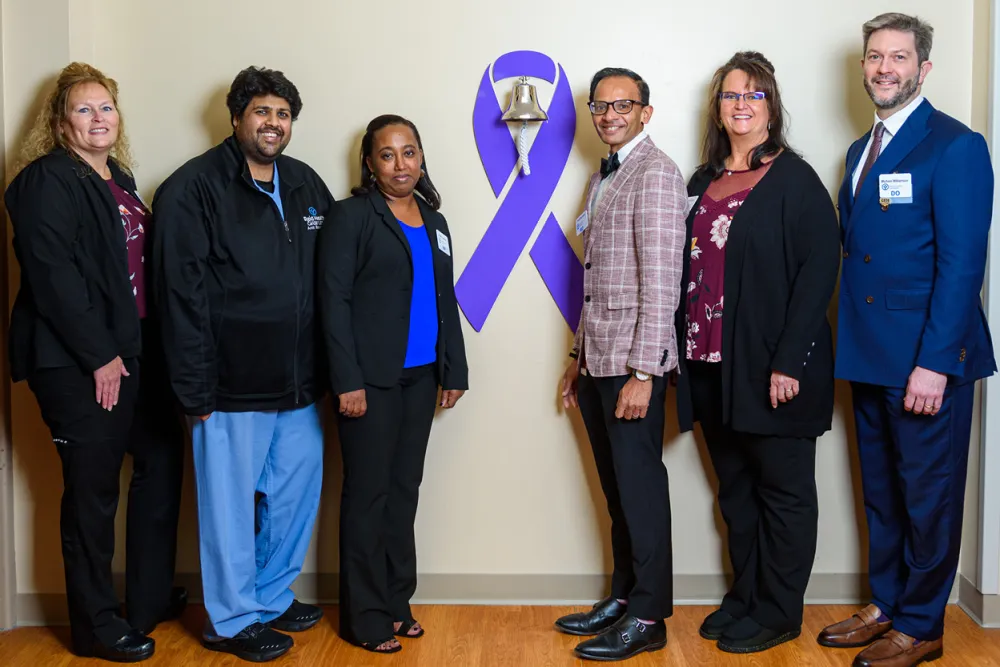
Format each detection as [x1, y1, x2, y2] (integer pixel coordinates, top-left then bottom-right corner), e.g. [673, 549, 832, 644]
[836, 100, 996, 387]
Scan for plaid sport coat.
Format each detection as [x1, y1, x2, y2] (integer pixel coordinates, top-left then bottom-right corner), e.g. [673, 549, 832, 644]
[571, 136, 687, 378]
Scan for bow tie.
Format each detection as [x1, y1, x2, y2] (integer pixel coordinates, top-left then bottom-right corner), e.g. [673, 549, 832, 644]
[600, 152, 621, 179]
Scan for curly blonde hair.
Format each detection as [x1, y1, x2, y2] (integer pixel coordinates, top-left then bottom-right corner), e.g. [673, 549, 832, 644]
[14, 61, 135, 177]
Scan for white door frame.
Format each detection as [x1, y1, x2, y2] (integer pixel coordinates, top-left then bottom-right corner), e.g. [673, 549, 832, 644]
[979, 0, 1000, 597]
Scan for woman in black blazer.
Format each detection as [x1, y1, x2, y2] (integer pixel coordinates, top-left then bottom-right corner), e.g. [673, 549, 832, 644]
[674, 52, 841, 654]
[319, 114, 469, 654]
[6, 63, 184, 662]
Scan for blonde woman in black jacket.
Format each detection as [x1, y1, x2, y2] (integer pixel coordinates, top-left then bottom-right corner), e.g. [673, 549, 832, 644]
[7, 63, 184, 663]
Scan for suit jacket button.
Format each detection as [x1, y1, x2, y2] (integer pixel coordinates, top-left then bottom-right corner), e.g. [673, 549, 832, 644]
[843, 251, 849, 258]
[960, 348, 967, 362]
[865, 296, 874, 304]
[864, 254, 871, 263]
[585, 295, 591, 303]
[585, 262, 592, 270]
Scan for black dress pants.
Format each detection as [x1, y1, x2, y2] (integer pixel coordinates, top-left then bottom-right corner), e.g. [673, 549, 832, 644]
[28, 340, 183, 650]
[688, 361, 818, 632]
[337, 364, 438, 645]
[125, 324, 184, 631]
[577, 372, 673, 620]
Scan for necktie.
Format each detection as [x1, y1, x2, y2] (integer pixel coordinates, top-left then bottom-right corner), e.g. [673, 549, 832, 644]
[600, 152, 621, 179]
[854, 122, 885, 199]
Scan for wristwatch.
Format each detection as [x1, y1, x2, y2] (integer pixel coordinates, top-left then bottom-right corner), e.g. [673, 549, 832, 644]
[632, 369, 651, 382]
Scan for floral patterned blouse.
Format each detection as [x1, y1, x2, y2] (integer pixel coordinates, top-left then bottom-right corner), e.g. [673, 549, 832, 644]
[105, 179, 149, 319]
[685, 164, 772, 363]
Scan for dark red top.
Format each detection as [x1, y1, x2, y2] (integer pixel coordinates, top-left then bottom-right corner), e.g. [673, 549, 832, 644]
[685, 164, 771, 362]
[106, 179, 149, 319]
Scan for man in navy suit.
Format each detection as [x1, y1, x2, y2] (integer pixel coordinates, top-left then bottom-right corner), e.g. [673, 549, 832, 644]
[818, 13, 996, 667]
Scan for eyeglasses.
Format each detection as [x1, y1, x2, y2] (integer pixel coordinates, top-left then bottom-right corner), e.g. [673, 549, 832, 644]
[719, 92, 767, 102]
[588, 99, 643, 115]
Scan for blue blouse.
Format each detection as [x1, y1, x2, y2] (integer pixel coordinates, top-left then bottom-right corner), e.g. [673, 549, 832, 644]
[398, 221, 439, 368]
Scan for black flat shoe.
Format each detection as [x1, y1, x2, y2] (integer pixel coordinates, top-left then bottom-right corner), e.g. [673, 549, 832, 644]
[269, 599, 324, 632]
[573, 615, 667, 662]
[717, 617, 800, 653]
[555, 597, 627, 636]
[699, 608, 738, 640]
[75, 630, 155, 663]
[203, 622, 293, 662]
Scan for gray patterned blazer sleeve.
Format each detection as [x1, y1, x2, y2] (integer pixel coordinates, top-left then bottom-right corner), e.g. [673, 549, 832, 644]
[628, 158, 687, 374]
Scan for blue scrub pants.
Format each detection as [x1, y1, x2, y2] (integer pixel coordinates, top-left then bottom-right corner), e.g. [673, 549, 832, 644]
[191, 405, 323, 638]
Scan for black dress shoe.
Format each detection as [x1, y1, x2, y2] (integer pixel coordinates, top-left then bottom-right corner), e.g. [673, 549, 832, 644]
[76, 630, 155, 663]
[268, 599, 324, 632]
[699, 608, 738, 640]
[555, 597, 627, 636]
[203, 622, 293, 662]
[573, 615, 667, 662]
[138, 586, 188, 635]
[717, 616, 800, 653]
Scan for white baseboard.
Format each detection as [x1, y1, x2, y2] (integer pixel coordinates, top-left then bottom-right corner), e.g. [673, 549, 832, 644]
[957, 573, 1000, 628]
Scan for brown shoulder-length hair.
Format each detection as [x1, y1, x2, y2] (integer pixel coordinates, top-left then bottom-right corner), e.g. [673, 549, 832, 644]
[14, 61, 135, 177]
[699, 51, 796, 180]
[351, 114, 441, 210]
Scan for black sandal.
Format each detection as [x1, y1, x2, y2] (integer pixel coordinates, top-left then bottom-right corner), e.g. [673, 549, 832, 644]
[360, 637, 402, 654]
[394, 619, 425, 638]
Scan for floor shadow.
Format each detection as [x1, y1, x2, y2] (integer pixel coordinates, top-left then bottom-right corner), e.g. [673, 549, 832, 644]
[41, 624, 72, 653]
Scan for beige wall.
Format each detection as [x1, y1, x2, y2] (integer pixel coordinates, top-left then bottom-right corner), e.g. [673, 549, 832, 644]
[5, 0, 988, 603]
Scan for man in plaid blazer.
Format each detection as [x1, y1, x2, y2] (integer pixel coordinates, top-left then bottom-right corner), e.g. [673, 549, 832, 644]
[555, 67, 687, 662]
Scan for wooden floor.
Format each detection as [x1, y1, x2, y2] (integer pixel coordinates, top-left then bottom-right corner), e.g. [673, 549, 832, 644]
[1, 605, 999, 666]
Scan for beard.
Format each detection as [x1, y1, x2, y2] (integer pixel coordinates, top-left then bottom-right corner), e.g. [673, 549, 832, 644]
[864, 73, 920, 111]
[238, 126, 289, 164]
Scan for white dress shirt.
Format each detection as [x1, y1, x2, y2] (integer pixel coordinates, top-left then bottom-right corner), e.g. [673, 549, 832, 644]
[851, 95, 926, 195]
[591, 130, 648, 215]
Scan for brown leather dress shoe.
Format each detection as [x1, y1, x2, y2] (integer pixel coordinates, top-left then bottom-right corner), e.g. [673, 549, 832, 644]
[852, 630, 943, 666]
[818, 604, 892, 648]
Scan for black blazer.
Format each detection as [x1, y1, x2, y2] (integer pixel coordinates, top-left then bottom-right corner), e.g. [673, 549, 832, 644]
[674, 151, 841, 438]
[318, 190, 469, 394]
[7, 149, 141, 382]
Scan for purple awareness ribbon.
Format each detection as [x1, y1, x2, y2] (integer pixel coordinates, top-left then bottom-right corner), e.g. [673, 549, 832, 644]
[456, 50, 583, 332]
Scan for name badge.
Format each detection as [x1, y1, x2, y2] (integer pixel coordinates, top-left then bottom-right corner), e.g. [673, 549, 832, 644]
[436, 229, 451, 256]
[575, 210, 589, 236]
[879, 173, 913, 204]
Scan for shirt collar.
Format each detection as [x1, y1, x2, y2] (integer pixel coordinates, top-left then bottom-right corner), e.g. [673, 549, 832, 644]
[610, 130, 647, 164]
[875, 95, 925, 138]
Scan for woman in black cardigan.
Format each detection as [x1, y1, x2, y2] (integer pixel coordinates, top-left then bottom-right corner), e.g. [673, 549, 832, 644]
[674, 52, 841, 654]
[319, 115, 468, 654]
[7, 63, 184, 662]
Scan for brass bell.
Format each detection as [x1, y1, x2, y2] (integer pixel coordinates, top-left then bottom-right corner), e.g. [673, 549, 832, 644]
[502, 76, 548, 122]
[501, 76, 548, 175]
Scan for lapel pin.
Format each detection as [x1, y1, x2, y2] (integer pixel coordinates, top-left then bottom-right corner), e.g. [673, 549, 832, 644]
[879, 197, 890, 212]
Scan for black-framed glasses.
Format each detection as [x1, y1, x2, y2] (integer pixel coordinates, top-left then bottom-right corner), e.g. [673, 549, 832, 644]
[719, 91, 767, 102]
[588, 99, 643, 115]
